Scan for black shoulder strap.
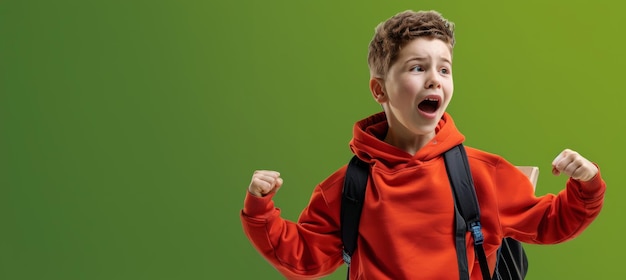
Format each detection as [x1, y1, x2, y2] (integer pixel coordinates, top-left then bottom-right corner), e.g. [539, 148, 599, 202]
[341, 155, 369, 271]
[444, 144, 491, 280]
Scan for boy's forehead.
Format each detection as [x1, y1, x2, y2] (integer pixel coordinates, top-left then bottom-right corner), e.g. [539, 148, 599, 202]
[398, 38, 453, 61]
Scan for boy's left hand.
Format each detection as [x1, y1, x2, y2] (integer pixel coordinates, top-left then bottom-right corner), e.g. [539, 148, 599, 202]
[551, 149, 599, 182]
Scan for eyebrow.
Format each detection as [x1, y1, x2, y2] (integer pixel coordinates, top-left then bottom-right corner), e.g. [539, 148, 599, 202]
[405, 56, 452, 65]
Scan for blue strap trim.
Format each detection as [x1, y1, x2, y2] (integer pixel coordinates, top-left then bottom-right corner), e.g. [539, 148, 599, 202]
[470, 221, 484, 245]
[342, 250, 351, 266]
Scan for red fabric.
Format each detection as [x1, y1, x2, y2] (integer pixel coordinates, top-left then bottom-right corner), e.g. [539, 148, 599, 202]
[241, 112, 606, 279]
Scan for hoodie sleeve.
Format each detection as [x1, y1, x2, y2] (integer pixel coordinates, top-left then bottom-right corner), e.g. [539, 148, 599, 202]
[240, 184, 344, 279]
[495, 159, 606, 244]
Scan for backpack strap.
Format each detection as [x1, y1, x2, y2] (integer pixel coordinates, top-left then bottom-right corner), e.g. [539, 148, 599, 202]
[341, 155, 369, 278]
[444, 144, 492, 280]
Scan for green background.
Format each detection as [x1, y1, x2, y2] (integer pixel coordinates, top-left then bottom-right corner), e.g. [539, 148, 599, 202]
[1, 0, 622, 279]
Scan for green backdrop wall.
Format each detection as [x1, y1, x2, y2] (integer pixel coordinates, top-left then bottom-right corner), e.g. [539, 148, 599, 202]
[1, 0, 622, 279]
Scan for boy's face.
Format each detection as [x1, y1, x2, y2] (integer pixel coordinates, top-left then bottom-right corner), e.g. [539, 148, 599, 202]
[372, 37, 453, 139]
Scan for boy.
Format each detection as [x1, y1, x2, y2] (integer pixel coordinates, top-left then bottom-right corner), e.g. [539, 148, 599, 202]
[240, 10, 605, 279]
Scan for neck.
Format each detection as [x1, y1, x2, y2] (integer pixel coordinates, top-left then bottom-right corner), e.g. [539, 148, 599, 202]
[384, 128, 435, 155]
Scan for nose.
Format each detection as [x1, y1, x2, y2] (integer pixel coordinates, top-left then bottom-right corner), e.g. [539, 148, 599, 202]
[424, 71, 442, 89]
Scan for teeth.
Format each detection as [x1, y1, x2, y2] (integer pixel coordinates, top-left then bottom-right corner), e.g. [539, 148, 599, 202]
[426, 98, 439, 101]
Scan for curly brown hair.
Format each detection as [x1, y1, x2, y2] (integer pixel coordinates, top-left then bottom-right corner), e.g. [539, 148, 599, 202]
[368, 10, 455, 78]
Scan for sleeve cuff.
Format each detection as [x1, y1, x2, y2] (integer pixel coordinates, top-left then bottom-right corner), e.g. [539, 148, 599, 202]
[242, 191, 277, 218]
[570, 167, 606, 201]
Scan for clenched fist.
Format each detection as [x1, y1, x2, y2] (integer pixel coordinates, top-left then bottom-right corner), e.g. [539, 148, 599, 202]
[552, 149, 598, 182]
[248, 170, 284, 197]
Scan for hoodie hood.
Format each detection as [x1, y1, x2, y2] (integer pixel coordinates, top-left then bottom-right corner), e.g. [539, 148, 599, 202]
[349, 111, 465, 170]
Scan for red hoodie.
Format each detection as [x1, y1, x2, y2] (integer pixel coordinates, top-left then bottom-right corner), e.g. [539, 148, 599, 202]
[241, 112, 605, 279]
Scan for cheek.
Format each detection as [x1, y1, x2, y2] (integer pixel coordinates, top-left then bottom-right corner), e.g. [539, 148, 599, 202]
[443, 92, 453, 110]
[444, 80, 454, 97]
[396, 79, 420, 97]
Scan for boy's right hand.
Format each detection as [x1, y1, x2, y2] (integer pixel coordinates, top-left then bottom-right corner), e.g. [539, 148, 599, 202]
[248, 170, 283, 197]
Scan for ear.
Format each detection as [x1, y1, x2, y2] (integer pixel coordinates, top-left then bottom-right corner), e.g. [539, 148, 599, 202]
[369, 77, 387, 104]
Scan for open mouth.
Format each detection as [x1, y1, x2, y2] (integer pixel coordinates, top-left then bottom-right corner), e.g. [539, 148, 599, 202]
[417, 97, 440, 114]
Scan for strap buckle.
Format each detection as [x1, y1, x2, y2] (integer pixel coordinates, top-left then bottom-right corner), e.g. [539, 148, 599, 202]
[470, 221, 484, 245]
[342, 250, 352, 266]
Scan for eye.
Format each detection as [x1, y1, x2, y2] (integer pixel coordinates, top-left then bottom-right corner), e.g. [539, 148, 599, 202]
[440, 67, 451, 75]
[410, 65, 424, 72]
